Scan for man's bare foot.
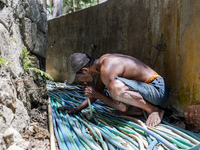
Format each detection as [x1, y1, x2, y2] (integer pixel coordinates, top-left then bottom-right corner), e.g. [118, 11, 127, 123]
[145, 110, 164, 127]
[116, 106, 143, 116]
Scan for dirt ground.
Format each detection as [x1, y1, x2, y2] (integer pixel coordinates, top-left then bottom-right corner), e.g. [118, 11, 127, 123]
[22, 101, 59, 150]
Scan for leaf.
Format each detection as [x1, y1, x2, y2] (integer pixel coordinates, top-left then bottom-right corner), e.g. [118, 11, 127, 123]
[0, 57, 6, 66]
[11, 38, 17, 44]
[30, 68, 54, 81]
[19, 34, 53, 81]
[82, 0, 92, 3]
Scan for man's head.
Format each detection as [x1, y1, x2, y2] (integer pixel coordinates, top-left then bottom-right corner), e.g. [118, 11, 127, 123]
[69, 53, 95, 74]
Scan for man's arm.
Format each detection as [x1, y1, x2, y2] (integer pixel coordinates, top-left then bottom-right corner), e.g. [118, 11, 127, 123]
[85, 75, 126, 112]
[58, 81, 127, 113]
[78, 75, 106, 111]
[58, 76, 105, 114]
[89, 89, 127, 111]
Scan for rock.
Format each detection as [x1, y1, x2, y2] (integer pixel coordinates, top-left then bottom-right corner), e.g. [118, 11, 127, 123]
[35, 132, 46, 140]
[0, 0, 47, 149]
[3, 127, 29, 149]
[24, 17, 35, 51]
[24, 0, 47, 58]
[30, 108, 48, 126]
[32, 32, 46, 57]
[2, 106, 14, 127]
[7, 144, 24, 150]
[11, 99, 30, 133]
[41, 104, 47, 110]
[184, 104, 200, 133]
[0, 80, 17, 113]
[0, 144, 3, 150]
[28, 125, 35, 133]
[25, 0, 41, 23]
[38, 12, 47, 33]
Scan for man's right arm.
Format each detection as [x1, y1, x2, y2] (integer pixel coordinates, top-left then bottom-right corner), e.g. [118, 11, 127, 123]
[57, 97, 96, 114]
[75, 76, 105, 113]
[58, 76, 105, 114]
[75, 97, 97, 113]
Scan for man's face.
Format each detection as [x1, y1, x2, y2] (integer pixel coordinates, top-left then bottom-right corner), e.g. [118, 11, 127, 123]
[76, 71, 93, 82]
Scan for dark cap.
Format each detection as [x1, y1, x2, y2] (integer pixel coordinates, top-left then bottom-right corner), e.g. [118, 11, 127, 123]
[69, 53, 90, 73]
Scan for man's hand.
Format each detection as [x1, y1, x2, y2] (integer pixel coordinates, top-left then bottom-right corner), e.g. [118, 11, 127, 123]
[57, 106, 80, 114]
[84, 85, 97, 99]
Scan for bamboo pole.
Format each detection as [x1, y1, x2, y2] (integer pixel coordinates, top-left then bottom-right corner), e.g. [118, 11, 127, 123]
[48, 96, 56, 150]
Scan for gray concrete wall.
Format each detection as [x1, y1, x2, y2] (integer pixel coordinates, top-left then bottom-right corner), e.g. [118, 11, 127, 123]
[46, 0, 200, 115]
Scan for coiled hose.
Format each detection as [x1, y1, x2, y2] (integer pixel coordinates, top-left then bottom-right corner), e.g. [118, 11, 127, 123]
[47, 81, 200, 150]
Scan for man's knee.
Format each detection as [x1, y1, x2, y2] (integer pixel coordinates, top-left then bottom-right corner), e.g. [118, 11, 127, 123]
[114, 101, 128, 112]
[120, 103, 128, 112]
[107, 79, 126, 100]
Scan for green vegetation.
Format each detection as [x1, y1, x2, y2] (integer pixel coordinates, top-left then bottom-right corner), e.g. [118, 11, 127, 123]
[21, 45, 54, 81]
[63, 0, 98, 14]
[0, 57, 12, 67]
[10, 37, 17, 44]
[47, 0, 98, 20]
[22, 45, 34, 72]
[30, 68, 54, 81]
[0, 57, 6, 66]
[8, 36, 53, 81]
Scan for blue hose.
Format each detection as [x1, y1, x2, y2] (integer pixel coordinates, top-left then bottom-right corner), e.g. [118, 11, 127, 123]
[52, 118, 68, 150]
[51, 105, 73, 150]
[147, 139, 158, 150]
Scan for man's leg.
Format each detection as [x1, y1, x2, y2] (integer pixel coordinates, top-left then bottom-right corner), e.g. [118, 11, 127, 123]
[116, 105, 143, 116]
[107, 79, 164, 127]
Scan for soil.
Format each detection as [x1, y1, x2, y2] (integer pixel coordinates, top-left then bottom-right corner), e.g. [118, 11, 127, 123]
[22, 101, 59, 150]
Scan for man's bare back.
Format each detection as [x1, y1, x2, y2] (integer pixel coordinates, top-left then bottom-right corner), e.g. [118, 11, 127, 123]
[98, 53, 159, 86]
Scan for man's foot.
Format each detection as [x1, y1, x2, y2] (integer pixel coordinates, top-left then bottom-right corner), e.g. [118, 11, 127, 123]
[146, 110, 164, 127]
[116, 106, 143, 116]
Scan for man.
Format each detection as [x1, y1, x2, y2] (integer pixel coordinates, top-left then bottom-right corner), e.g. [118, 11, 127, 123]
[58, 53, 169, 127]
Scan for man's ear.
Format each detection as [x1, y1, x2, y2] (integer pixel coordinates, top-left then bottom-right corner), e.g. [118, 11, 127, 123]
[82, 67, 89, 73]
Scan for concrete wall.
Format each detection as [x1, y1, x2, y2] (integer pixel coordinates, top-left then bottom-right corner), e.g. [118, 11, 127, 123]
[46, 0, 200, 115]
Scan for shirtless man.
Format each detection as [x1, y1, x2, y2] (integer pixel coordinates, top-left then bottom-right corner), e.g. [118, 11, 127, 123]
[58, 53, 170, 127]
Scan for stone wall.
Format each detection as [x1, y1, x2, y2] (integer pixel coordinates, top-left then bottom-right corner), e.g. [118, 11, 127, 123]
[0, 0, 47, 149]
[46, 0, 200, 116]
